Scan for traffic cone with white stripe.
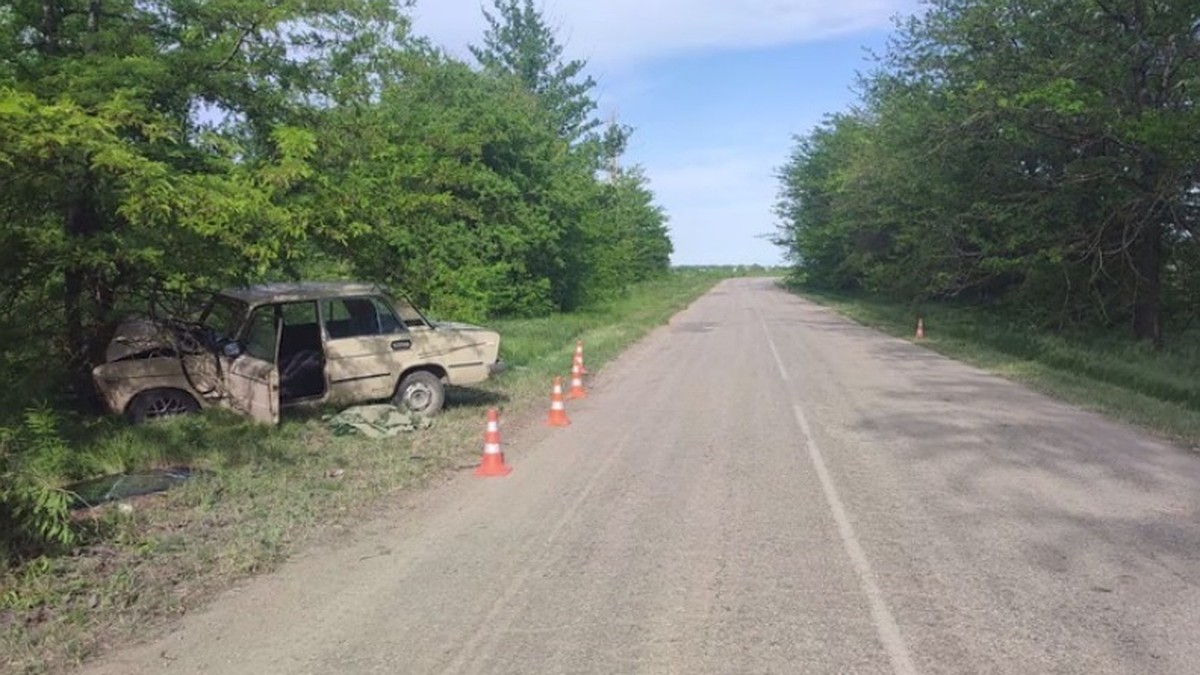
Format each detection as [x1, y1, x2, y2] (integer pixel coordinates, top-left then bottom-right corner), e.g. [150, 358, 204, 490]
[546, 377, 571, 427]
[573, 340, 588, 375]
[474, 408, 512, 477]
[567, 361, 587, 400]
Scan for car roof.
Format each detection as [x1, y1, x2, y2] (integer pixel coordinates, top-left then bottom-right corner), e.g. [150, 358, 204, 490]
[219, 282, 388, 305]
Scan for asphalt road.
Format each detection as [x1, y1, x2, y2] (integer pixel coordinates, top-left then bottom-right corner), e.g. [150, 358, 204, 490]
[83, 278, 1200, 675]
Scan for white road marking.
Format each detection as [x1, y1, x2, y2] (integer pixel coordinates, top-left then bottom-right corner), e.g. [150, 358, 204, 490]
[764, 320, 791, 381]
[760, 315, 919, 675]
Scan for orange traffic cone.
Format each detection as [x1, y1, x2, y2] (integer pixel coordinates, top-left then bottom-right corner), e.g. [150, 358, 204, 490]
[916, 318, 926, 340]
[567, 361, 587, 400]
[574, 340, 588, 375]
[475, 408, 512, 477]
[546, 377, 571, 427]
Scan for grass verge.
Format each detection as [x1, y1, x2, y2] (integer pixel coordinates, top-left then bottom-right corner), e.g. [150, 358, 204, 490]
[793, 286, 1200, 450]
[0, 269, 727, 675]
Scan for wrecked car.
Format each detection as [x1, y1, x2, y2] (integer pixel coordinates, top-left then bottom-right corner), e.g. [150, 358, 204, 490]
[92, 282, 503, 424]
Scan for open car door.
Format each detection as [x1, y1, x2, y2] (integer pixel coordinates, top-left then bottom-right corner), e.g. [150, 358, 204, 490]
[225, 355, 279, 424]
[223, 303, 281, 425]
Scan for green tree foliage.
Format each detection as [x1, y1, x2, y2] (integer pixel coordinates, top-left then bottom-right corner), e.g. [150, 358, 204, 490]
[307, 54, 571, 320]
[774, 0, 1199, 342]
[470, 0, 601, 144]
[1, 409, 76, 560]
[583, 168, 674, 297]
[304, 51, 672, 320]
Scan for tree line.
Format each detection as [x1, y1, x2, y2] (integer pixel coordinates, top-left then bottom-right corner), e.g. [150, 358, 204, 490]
[0, 0, 672, 411]
[774, 0, 1198, 344]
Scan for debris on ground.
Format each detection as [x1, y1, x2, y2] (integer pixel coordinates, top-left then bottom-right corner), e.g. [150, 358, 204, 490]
[322, 404, 433, 438]
[66, 466, 202, 509]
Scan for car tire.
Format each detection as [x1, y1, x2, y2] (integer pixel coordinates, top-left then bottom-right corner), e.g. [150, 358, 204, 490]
[394, 370, 445, 417]
[127, 388, 201, 424]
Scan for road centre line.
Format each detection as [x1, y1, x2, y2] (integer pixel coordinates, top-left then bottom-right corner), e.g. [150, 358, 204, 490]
[764, 320, 791, 381]
[759, 314, 919, 675]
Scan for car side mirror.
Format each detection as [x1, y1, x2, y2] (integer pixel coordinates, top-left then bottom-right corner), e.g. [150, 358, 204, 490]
[222, 341, 244, 358]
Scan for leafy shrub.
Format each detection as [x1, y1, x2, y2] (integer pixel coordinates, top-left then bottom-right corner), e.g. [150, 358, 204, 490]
[0, 408, 76, 562]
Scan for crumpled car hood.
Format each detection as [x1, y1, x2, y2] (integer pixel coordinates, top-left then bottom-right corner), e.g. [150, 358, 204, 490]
[104, 317, 173, 362]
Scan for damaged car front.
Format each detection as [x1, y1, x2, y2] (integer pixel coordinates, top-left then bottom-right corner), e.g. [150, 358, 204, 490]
[91, 294, 248, 423]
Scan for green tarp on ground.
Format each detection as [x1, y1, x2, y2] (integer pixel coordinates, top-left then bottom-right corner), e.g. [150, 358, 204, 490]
[323, 404, 433, 438]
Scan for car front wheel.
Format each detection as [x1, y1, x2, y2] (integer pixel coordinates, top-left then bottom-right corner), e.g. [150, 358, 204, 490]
[394, 371, 445, 416]
[128, 388, 200, 424]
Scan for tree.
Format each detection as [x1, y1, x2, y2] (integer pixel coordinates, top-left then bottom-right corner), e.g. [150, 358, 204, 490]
[775, 0, 1200, 342]
[469, 0, 600, 143]
[306, 53, 571, 319]
[571, 167, 672, 303]
[893, 0, 1200, 342]
[599, 114, 633, 182]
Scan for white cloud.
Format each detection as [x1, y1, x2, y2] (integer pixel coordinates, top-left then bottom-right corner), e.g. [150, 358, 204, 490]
[410, 0, 910, 71]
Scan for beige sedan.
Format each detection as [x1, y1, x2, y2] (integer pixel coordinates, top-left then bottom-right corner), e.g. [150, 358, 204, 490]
[92, 282, 503, 424]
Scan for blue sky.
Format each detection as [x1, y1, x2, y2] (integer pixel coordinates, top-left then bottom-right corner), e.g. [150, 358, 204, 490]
[411, 1, 917, 265]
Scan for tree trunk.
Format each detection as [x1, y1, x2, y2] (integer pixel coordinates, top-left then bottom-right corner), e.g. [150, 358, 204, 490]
[64, 189, 102, 408]
[57, 0, 110, 409]
[1131, 221, 1163, 345]
[88, 0, 101, 33]
[40, 0, 61, 53]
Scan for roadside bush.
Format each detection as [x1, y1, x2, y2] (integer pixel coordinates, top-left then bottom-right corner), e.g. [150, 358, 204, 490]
[0, 408, 76, 563]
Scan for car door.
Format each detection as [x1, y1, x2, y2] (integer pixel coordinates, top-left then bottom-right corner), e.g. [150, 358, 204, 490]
[321, 295, 412, 403]
[224, 303, 280, 424]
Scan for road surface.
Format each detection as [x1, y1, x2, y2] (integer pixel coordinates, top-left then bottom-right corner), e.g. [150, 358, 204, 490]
[84, 278, 1200, 674]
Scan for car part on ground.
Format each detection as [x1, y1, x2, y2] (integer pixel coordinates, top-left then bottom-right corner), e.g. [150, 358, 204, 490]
[67, 467, 204, 510]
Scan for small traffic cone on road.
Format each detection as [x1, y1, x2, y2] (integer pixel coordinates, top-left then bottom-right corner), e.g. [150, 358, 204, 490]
[916, 317, 926, 340]
[474, 408, 512, 477]
[546, 377, 571, 427]
[566, 361, 587, 400]
[573, 340, 588, 375]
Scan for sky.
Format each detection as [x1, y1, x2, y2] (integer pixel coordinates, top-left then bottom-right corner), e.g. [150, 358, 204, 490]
[410, 0, 918, 266]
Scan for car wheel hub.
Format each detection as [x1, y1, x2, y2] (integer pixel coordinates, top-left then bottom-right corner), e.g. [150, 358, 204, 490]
[406, 383, 433, 411]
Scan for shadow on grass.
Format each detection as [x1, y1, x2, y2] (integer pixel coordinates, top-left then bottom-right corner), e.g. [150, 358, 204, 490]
[445, 386, 510, 409]
[56, 408, 303, 486]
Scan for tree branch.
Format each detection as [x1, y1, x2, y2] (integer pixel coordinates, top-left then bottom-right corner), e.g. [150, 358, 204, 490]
[211, 24, 258, 71]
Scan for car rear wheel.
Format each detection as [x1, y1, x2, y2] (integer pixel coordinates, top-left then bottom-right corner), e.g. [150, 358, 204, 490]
[128, 388, 200, 424]
[394, 371, 445, 416]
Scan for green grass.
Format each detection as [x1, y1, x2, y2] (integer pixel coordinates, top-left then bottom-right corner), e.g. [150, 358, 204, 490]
[794, 286, 1200, 450]
[0, 269, 727, 675]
